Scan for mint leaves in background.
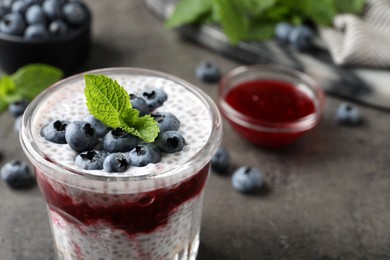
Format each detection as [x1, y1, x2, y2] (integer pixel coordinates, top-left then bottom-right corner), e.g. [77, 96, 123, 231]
[84, 74, 159, 143]
[0, 64, 63, 112]
[166, 0, 366, 44]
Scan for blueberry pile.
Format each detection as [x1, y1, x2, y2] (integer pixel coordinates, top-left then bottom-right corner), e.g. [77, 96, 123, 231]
[275, 22, 315, 52]
[0, 0, 89, 40]
[40, 88, 186, 173]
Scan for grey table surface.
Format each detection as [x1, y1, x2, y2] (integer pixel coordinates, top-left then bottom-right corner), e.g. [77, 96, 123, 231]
[1, 1, 390, 260]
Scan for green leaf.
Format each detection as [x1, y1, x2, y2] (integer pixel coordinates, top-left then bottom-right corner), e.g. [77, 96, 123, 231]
[84, 74, 159, 142]
[245, 23, 276, 41]
[0, 75, 18, 112]
[11, 64, 63, 101]
[303, 0, 336, 26]
[165, 0, 213, 28]
[213, 0, 249, 44]
[84, 74, 130, 129]
[335, 0, 366, 14]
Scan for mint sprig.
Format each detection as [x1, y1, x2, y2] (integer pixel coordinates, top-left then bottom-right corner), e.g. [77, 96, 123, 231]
[166, 0, 366, 44]
[0, 64, 63, 112]
[84, 74, 160, 143]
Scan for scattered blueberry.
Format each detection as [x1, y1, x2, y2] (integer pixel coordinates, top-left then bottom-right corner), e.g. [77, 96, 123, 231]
[14, 115, 22, 133]
[0, 160, 35, 189]
[151, 112, 180, 133]
[40, 119, 69, 144]
[232, 166, 264, 194]
[211, 147, 230, 174]
[65, 121, 98, 152]
[24, 23, 49, 40]
[103, 153, 129, 173]
[142, 88, 168, 111]
[8, 100, 28, 117]
[42, 0, 63, 20]
[128, 143, 161, 167]
[25, 0, 44, 5]
[75, 150, 108, 170]
[83, 114, 110, 138]
[275, 22, 293, 43]
[11, 0, 29, 14]
[62, 2, 88, 26]
[0, 12, 25, 35]
[103, 128, 138, 153]
[288, 25, 315, 52]
[25, 4, 46, 24]
[129, 94, 148, 116]
[195, 61, 221, 84]
[336, 102, 361, 125]
[155, 131, 185, 153]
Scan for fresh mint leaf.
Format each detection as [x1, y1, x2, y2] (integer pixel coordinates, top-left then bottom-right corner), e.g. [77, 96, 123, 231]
[335, 0, 366, 14]
[84, 74, 159, 143]
[0, 75, 19, 112]
[213, 0, 249, 44]
[165, 0, 212, 28]
[11, 64, 63, 101]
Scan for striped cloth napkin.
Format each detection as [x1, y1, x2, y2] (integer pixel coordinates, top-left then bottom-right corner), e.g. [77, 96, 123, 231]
[320, 0, 390, 68]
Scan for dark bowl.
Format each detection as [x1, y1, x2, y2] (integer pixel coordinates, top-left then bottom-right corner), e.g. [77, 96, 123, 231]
[0, 11, 92, 74]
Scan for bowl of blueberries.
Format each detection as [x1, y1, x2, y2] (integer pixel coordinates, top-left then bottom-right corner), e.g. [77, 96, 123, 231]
[0, 0, 91, 73]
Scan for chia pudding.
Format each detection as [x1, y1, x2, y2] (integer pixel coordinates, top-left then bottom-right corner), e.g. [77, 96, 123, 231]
[20, 68, 222, 260]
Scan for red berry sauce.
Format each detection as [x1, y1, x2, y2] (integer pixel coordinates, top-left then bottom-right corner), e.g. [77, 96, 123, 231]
[36, 164, 209, 235]
[224, 80, 316, 148]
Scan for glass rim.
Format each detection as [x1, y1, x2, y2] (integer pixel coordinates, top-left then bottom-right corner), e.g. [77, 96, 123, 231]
[20, 67, 222, 183]
[218, 64, 325, 133]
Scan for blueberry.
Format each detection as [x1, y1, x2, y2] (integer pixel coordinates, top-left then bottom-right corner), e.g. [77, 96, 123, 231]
[62, 2, 88, 26]
[0, 5, 11, 19]
[336, 102, 361, 125]
[211, 147, 230, 174]
[103, 153, 129, 173]
[25, 4, 46, 24]
[155, 131, 185, 153]
[142, 88, 168, 111]
[0, 13, 25, 35]
[83, 114, 110, 138]
[42, 0, 63, 20]
[128, 143, 161, 167]
[14, 115, 22, 133]
[151, 112, 180, 133]
[11, 0, 29, 14]
[232, 166, 264, 194]
[288, 25, 315, 51]
[40, 119, 69, 144]
[24, 0, 44, 5]
[129, 94, 148, 116]
[275, 22, 293, 43]
[8, 100, 28, 117]
[65, 121, 98, 152]
[49, 19, 68, 35]
[103, 128, 138, 153]
[0, 160, 35, 189]
[24, 24, 49, 40]
[75, 150, 108, 170]
[195, 61, 221, 84]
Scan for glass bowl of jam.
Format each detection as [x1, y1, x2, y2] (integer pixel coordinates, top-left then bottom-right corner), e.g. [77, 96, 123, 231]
[218, 65, 325, 149]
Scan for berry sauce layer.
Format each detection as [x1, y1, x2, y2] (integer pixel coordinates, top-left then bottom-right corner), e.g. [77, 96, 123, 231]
[36, 163, 209, 235]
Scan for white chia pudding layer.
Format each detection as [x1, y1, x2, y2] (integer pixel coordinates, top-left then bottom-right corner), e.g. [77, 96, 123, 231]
[31, 74, 213, 182]
[49, 191, 204, 260]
